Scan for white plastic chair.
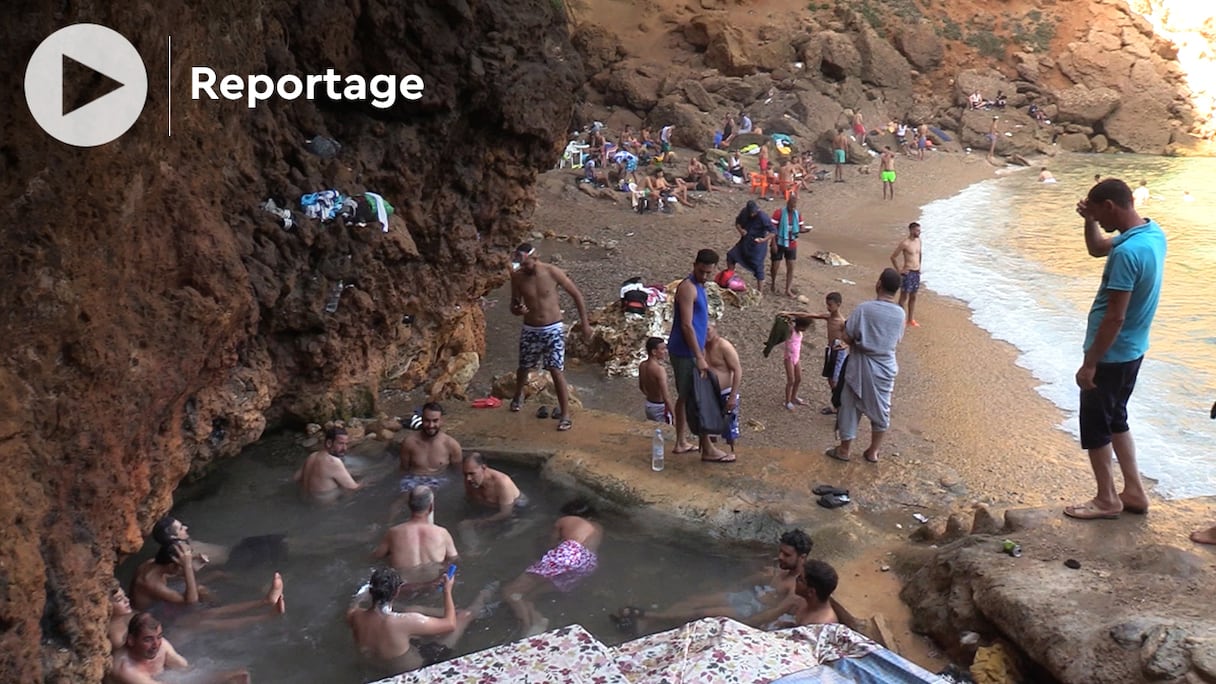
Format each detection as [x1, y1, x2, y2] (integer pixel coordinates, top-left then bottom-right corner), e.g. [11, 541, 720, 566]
[559, 141, 590, 169]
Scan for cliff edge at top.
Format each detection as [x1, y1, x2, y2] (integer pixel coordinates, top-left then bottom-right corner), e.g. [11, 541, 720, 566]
[0, 1, 580, 680]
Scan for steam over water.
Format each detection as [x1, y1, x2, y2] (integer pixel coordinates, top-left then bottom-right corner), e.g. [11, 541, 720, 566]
[919, 154, 1216, 498]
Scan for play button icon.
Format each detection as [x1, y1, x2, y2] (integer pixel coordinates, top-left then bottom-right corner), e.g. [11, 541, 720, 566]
[25, 24, 148, 147]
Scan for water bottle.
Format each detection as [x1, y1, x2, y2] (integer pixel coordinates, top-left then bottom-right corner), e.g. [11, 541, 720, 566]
[324, 280, 344, 313]
[651, 428, 665, 472]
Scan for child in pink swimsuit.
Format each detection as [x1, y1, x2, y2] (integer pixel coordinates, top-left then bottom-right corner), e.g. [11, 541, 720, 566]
[783, 318, 813, 410]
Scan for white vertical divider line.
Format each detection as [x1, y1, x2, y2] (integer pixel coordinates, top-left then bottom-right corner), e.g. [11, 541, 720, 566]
[167, 35, 172, 137]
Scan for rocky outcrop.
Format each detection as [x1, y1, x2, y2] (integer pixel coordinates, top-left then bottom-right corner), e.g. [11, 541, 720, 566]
[0, 0, 580, 680]
[900, 510, 1216, 684]
[894, 21, 944, 71]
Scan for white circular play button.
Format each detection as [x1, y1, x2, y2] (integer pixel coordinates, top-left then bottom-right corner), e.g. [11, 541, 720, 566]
[24, 23, 148, 147]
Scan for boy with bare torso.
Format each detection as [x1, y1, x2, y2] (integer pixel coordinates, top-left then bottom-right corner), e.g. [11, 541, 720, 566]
[638, 337, 674, 424]
[704, 325, 742, 462]
[889, 222, 923, 327]
[508, 244, 592, 431]
[782, 291, 848, 415]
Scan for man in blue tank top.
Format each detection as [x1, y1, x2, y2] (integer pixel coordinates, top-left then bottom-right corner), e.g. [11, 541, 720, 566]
[668, 249, 729, 460]
[1065, 178, 1166, 521]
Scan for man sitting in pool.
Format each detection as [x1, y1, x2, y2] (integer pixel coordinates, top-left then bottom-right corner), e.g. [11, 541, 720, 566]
[108, 611, 252, 684]
[294, 426, 363, 502]
[398, 402, 463, 491]
[373, 485, 459, 594]
[460, 452, 528, 525]
[502, 499, 602, 637]
[611, 529, 812, 635]
[347, 567, 493, 673]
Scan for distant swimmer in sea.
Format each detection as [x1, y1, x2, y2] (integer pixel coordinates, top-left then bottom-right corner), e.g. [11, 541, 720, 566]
[1132, 180, 1150, 208]
[1038, 168, 1056, 184]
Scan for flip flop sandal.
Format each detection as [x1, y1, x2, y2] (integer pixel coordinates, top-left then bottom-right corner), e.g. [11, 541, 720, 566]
[819, 407, 836, 415]
[824, 447, 851, 462]
[557, 418, 573, 431]
[817, 493, 851, 509]
[536, 406, 549, 419]
[812, 485, 849, 496]
[551, 410, 562, 420]
[510, 398, 522, 413]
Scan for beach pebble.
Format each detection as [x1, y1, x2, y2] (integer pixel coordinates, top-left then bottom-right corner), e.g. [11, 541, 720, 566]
[880, 564, 891, 572]
[1064, 558, 1081, 569]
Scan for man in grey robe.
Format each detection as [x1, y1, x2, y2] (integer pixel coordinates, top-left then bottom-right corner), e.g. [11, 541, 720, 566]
[825, 268, 906, 463]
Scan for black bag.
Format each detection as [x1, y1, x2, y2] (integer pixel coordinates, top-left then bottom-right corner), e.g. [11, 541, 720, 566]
[686, 370, 727, 436]
[620, 277, 648, 315]
[637, 196, 651, 214]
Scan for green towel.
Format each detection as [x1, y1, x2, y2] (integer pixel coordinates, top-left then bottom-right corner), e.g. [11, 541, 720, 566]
[763, 315, 793, 358]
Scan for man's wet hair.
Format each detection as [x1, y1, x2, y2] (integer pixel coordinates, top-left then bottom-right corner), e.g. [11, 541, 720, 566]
[1088, 178, 1134, 209]
[128, 612, 161, 637]
[879, 268, 901, 295]
[462, 451, 487, 467]
[779, 529, 813, 556]
[154, 540, 185, 566]
[408, 485, 434, 514]
[908, 222, 920, 231]
[324, 426, 348, 442]
[421, 402, 444, 415]
[560, 498, 596, 518]
[695, 249, 720, 266]
[369, 567, 404, 606]
[514, 243, 534, 256]
[803, 559, 838, 602]
[645, 337, 665, 354]
[826, 292, 842, 305]
[151, 517, 179, 546]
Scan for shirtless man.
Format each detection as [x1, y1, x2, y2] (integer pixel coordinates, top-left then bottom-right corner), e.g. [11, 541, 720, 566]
[612, 529, 812, 635]
[987, 116, 999, 161]
[704, 324, 742, 461]
[649, 170, 692, 207]
[399, 402, 462, 479]
[347, 567, 490, 673]
[150, 515, 288, 575]
[889, 222, 923, 327]
[639, 337, 674, 424]
[508, 244, 592, 431]
[686, 157, 715, 192]
[917, 123, 929, 161]
[130, 541, 285, 629]
[503, 499, 603, 637]
[108, 612, 250, 684]
[832, 128, 848, 182]
[460, 452, 526, 526]
[879, 146, 896, 200]
[791, 560, 839, 626]
[374, 485, 458, 586]
[109, 586, 135, 651]
[293, 427, 361, 502]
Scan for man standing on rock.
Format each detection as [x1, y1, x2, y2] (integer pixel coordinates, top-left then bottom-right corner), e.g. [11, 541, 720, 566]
[727, 200, 773, 297]
[508, 243, 592, 432]
[824, 268, 906, 464]
[889, 222, 922, 327]
[668, 248, 718, 458]
[1064, 178, 1165, 521]
[832, 128, 848, 182]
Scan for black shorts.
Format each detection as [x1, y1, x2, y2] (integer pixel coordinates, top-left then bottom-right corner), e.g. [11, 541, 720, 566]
[772, 243, 797, 261]
[1078, 356, 1143, 449]
[821, 346, 838, 378]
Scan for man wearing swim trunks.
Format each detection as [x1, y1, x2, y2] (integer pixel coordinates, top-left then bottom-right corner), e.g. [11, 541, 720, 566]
[705, 324, 742, 460]
[832, 128, 848, 182]
[769, 195, 805, 298]
[1064, 178, 1165, 521]
[611, 529, 811, 635]
[880, 146, 896, 200]
[508, 244, 592, 432]
[503, 499, 602, 637]
[398, 402, 462, 484]
[917, 123, 928, 161]
[461, 452, 527, 526]
[639, 337, 675, 424]
[889, 222, 922, 327]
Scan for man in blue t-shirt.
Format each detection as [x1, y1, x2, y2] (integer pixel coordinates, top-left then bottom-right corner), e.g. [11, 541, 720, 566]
[1065, 178, 1166, 521]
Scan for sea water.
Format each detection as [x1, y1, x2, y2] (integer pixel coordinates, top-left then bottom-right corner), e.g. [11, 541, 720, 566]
[919, 153, 1216, 498]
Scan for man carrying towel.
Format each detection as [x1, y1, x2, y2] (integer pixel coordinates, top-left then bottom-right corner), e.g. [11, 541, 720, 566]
[727, 200, 773, 297]
[508, 244, 592, 431]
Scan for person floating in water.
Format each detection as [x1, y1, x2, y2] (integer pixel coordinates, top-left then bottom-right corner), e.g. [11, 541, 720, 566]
[611, 529, 812, 635]
[502, 498, 602, 637]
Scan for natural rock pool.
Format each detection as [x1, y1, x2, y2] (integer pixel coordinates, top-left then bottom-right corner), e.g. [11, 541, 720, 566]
[118, 433, 771, 683]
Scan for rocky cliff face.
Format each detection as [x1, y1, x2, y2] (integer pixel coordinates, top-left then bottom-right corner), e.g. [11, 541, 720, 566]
[0, 1, 580, 680]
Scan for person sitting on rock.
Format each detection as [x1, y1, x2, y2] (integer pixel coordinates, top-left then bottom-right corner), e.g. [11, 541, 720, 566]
[968, 90, 984, 110]
[994, 91, 1007, 109]
[727, 152, 745, 182]
[738, 111, 753, 135]
[686, 157, 715, 192]
[648, 169, 692, 207]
